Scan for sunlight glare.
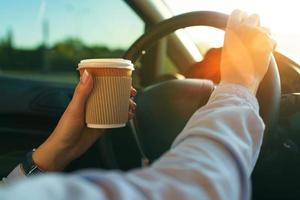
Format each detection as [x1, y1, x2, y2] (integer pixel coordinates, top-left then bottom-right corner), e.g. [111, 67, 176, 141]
[165, 0, 300, 33]
[164, 0, 300, 62]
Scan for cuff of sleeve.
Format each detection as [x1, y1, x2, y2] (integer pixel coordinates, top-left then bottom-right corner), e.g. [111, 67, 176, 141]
[2, 164, 26, 184]
[209, 83, 259, 112]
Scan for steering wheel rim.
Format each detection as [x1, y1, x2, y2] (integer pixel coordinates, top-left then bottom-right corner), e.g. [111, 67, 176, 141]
[123, 11, 281, 132]
[97, 11, 281, 169]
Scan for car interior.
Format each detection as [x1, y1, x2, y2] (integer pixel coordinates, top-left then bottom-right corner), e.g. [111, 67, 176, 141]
[1, 0, 300, 199]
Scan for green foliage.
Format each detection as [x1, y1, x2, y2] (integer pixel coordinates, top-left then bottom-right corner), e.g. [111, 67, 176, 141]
[0, 38, 125, 72]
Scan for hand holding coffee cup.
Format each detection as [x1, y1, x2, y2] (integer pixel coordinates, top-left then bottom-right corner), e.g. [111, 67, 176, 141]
[78, 59, 134, 128]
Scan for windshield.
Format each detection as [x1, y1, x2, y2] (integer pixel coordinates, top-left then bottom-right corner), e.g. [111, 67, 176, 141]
[0, 0, 143, 82]
[163, 0, 300, 63]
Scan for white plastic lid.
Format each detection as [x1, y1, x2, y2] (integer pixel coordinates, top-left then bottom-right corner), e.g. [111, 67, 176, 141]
[78, 58, 134, 70]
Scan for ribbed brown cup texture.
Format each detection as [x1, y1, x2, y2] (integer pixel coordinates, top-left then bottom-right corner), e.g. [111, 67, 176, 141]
[83, 68, 132, 128]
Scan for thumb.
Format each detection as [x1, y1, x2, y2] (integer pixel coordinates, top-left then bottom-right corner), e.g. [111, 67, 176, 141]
[70, 70, 93, 113]
[49, 70, 93, 144]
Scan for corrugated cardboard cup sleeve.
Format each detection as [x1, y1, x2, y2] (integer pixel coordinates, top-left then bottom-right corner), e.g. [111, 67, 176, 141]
[86, 76, 132, 128]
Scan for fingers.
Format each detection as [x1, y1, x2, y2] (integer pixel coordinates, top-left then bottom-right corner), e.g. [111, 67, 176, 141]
[128, 97, 137, 120]
[229, 10, 261, 29]
[128, 88, 137, 120]
[227, 9, 248, 29]
[244, 14, 260, 26]
[228, 10, 275, 50]
[131, 86, 137, 97]
[129, 99, 137, 111]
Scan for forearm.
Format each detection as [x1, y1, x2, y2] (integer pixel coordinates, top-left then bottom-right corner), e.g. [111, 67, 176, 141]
[148, 83, 264, 199]
[1, 83, 264, 200]
[75, 83, 264, 200]
[169, 82, 264, 172]
[2, 127, 105, 184]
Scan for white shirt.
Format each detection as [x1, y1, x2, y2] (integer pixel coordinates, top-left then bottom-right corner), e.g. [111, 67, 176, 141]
[0, 83, 264, 200]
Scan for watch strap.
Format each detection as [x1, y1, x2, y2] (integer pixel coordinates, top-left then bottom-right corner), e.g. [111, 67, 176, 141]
[21, 149, 44, 176]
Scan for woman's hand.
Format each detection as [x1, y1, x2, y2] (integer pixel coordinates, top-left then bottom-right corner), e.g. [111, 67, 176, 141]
[32, 70, 137, 171]
[221, 10, 276, 95]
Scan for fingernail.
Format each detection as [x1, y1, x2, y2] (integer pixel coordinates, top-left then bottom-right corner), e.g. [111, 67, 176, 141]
[131, 87, 137, 96]
[81, 70, 89, 84]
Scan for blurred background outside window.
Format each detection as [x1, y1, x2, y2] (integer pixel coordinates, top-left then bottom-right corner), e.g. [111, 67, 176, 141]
[0, 0, 144, 83]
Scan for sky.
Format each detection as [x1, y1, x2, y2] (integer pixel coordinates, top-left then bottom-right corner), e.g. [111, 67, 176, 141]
[0, 0, 299, 61]
[0, 0, 144, 49]
[164, 0, 300, 62]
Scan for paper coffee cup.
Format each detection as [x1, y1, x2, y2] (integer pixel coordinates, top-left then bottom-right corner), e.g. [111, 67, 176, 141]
[78, 59, 134, 128]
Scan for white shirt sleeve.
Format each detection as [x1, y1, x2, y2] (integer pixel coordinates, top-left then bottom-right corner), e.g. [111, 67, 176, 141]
[1, 164, 25, 184]
[0, 83, 265, 200]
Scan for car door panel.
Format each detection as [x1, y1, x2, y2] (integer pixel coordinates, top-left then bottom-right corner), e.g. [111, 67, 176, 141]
[0, 75, 74, 177]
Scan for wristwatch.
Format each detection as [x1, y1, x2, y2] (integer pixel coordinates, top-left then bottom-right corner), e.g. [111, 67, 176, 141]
[21, 149, 44, 176]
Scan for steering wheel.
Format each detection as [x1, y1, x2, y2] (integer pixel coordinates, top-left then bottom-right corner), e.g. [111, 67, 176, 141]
[99, 11, 281, 166]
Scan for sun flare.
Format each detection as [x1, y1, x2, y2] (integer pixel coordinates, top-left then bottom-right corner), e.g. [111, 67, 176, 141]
[164, 0, 300, 62]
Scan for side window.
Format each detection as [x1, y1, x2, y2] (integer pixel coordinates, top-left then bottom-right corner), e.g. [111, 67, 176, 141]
[0, 0, 144, 83]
